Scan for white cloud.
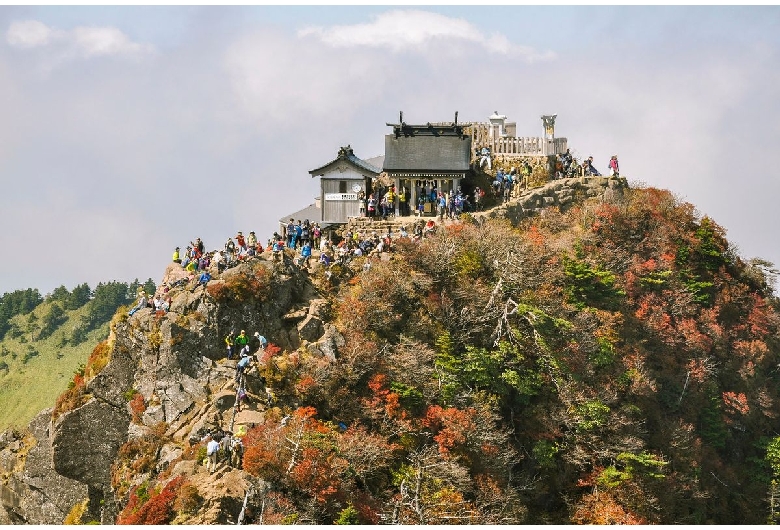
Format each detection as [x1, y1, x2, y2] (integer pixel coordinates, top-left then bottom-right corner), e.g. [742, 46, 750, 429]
[298, 9, 555, 61]
[72, 26, 152, 57]
[6, 20, 56, 49]
[224, 29, 391, 126]
[5, 19, 153, 60]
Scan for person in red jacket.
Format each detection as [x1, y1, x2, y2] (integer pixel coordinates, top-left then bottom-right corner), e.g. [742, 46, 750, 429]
[235, 231, 246, 252]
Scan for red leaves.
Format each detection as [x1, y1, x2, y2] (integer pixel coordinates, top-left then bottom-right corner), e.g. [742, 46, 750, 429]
[129, 393, 146, 424]
[423, 405, 477, 455]
[117, 476, 184, 525]
[260, 343, 281, 364]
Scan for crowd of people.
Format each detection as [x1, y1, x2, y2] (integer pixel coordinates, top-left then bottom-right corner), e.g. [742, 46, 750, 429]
[552, 150, 620, 179]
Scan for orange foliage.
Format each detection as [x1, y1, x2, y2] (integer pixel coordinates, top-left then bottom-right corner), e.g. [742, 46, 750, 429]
[260, 343, 282, 364]
[129, 393, 146, 424]
[423, 405, 477, 455]
[722, 391, 750, 415]
[572, 491, 646, 525]
[117, 476, 184, 525]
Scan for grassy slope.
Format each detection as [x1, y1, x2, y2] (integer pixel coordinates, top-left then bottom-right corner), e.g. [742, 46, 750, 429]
[0, 301, 110, 430]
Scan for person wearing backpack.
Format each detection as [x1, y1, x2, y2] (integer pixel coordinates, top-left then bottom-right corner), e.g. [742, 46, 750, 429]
[301, 241, 312, 268]
[313, 224, 322, 249]
[286, 219, 296, 248]
[206, 436, 220, 473]
[235, 330, 249, 357]
[235, 352, 252, 384]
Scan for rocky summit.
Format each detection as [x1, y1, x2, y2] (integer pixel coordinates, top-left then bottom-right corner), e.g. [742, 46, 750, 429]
[1, 177, 780, 524]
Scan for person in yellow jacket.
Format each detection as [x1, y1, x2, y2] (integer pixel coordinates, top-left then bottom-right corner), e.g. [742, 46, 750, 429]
[225, 330, 235, 360]
[172, 247, 181, 264]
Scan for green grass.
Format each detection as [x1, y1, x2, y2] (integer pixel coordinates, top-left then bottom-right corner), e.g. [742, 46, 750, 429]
[0, 301, 110, 430]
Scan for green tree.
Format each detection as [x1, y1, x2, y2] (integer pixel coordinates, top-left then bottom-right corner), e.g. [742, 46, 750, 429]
[38, 303, 67, 340]
[66, 283, 92, 310]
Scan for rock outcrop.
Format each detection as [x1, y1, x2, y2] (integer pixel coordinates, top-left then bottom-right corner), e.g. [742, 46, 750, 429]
[0, 251, 339, 524]
[0, 176, 627, 524]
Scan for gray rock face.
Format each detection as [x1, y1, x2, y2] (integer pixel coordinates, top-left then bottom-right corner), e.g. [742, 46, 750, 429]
[52, 398, 129, 489]
[0, 409, 88, 524]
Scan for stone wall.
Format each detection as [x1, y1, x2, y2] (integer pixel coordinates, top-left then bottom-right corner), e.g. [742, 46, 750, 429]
[484, 175, 628, 225]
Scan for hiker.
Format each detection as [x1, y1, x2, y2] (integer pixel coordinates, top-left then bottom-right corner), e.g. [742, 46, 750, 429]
[235, 231, 246, 253]
[128, 291, 147, 316]
[367, 194, 377, 218]
[235, 352, 252, 383]
[312, 224, 322, 249]
[235, 330, 249, 357]
[272, 238, 284, 262]
[198, 271, 211, 286]
[172, 247, 181, 264]
[230, 436, 244, 468]
[224, 237, 236, 263]
[181, 246, 193, 268]
[585, 156, 601, 176]
[247, 231, 258, 253]
[253, 331, 268, 351]
[161, 297, 171, 313]
[479, 146, 492, 170]
[286, 219, 296, 248]
[609, 155, 620, 177]
[301, 241, 312, 268]
[191, 238, 205, 259]
[292, 221, 302, 250]
[398, 187, 408, 216]
[225, 330, 235, 360]
[206, 436, 220, 473]
[424, 219, 436, 237]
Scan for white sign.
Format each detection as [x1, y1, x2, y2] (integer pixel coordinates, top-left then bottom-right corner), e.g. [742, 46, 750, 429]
[325, 193, 358, 201]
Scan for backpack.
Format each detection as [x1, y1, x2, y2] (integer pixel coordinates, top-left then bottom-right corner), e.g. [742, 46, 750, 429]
[301, 228, 310, 239]
[313, 227, 321, 238]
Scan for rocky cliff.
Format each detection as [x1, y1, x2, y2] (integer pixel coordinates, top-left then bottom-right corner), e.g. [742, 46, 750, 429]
[0, 251, 340, 524]
[6, 175, 775, 524]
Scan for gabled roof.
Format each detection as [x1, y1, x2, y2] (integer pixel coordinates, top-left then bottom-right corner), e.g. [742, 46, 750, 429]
[279, 203, 333, 228]
[309, 146, 382, 178]
[383, 134, 471, 172]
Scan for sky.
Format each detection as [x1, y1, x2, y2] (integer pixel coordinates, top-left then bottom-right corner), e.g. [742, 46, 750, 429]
[0, 5, 779, 296]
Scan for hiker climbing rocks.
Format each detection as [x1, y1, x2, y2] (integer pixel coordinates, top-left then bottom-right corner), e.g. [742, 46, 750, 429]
[128, 291, 147, 316]
[225, 330, 235, 360]
[235, 330, 249, 357]
[235, 352, 252, 383]
[253, 332, 268, 352]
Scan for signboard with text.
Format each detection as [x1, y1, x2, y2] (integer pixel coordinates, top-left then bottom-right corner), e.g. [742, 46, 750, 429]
[324, 193, 358, 201]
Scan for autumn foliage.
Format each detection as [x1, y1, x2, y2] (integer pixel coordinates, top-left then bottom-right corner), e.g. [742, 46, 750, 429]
[185, 185, 780, 523]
